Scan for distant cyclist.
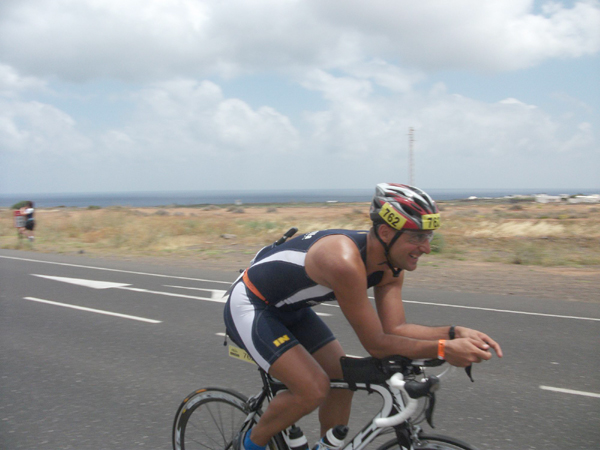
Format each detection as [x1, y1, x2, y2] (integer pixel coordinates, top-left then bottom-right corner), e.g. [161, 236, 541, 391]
[224, 183, 503, 450]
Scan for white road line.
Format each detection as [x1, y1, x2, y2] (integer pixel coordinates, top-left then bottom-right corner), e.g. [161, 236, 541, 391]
[32, 274, 130, 289]
[321, 297, 599, 322]
[402, 300, 600, 322]
[0, 255, 232, 284]
[164, 285, 227, 299]
[540, 385, 600, 399]
[119, 286, 226, 303]
[6, 255, 599, 322]
[165, 284, 214, 291]
[22, 297, 161, 324]
[29, 274, 227, 303]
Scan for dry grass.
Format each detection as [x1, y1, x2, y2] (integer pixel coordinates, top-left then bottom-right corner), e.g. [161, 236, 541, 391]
[436, 201, 600, 266]
[2, 200, 599, 268]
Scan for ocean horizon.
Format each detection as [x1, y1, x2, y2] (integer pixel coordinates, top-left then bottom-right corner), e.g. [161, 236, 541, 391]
[1, 188, 597, 208]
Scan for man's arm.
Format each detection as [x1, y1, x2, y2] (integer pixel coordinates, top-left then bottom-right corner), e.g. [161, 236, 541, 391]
[375, 272, 503, 358]
[305, 235, 436, 359]
[374, 274, 453, 340]
[305, 236, 497, 365]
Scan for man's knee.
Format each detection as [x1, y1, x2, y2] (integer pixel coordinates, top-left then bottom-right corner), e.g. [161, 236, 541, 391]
[295, 372, 330, 412]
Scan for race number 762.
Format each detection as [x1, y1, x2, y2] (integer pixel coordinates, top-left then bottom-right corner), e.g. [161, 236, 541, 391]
[378, 203, 407, 230]
[422, 214, 441, 230]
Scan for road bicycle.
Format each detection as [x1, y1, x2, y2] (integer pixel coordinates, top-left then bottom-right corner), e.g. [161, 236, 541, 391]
[172, 344, 480, 450]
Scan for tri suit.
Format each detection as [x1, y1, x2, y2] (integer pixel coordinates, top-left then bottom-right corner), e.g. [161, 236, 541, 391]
[223, 229, 384, 371]
[24, 208, 35, 231]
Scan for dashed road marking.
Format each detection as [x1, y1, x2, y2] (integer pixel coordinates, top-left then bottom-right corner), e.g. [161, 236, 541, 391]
[23, 297, 161, 324]
[540, 386, 600, 398]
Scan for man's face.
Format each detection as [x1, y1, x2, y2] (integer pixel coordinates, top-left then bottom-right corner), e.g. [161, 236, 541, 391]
[388, 230, 433, 271]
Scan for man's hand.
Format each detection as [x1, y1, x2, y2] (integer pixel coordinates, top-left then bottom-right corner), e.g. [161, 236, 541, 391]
[443, 338, 491, 367]
[455, 326, 503, 358]
[443, 327, 503, 368]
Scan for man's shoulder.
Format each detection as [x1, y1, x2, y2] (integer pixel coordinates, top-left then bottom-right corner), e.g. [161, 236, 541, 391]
[305, 230, 365, 248]
[307, 233, 365, 271]
[303, 229, 368, 240]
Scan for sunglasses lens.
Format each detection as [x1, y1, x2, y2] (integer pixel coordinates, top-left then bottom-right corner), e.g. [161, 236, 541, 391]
[406, 231, 434, 244]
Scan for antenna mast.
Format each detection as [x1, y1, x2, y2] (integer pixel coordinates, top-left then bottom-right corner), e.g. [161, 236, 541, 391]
[408, 127, 415, 185]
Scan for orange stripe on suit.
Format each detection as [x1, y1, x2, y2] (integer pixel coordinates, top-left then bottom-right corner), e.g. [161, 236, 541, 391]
[242, 270, 267, 303]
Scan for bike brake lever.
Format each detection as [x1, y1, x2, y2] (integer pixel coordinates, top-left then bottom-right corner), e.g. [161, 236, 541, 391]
[465, 365, 474, 382]
[425, 392, 436, 428]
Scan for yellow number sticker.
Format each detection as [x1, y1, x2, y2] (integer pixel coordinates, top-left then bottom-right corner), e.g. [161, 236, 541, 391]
[422, 214, 441, 230]
[228, 345, 256, 365]
[378, 203, 407, 230]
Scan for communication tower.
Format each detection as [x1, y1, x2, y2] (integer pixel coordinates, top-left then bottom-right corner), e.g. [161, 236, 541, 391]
[408, 127, 415, 185]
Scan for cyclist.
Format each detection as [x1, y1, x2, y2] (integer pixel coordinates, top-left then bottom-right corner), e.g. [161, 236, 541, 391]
[224, 183, 502, 450]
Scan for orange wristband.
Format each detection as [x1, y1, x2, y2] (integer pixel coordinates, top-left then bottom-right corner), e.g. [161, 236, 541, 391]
[438, 339, 446, 360]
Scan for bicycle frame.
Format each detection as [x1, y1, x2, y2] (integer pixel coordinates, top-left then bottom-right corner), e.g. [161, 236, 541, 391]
[248, 368, 417, 450]
[332, 381, 406, 450]
[173, 346, 477, 450]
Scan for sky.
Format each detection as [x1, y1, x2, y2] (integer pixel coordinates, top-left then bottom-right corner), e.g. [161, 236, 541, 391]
[1, 0, 599, 196]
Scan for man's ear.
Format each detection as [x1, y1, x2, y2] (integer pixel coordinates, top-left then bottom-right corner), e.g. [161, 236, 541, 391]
[377, 223, 395, 243]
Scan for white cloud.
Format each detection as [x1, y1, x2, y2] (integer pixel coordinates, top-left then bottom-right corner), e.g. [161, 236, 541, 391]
[498, 98, 537, 109]
[417, 94, 561, 158]
[0, 98, 92, 156]
[560, 121, 595, 153]
[1, 0, 598, 81]
[0, 66, 594, 192]
[0, 1, 597, 193]
[342, 60, 424, 93]
[299, 70, 593, 166]
[0, 0, 212, 81]
[311, 0, 600, 71]
[92, 78, 300, 168]
[0, 63, 47, 96]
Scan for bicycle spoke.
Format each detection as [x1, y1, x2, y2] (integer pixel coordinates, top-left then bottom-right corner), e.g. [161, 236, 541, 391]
[189, 414, 224, 449]
[184, 417, 218, 450]
[193, 403, 232, 449]
[173, 390, 249, 450]
[208, 402, 228, 445]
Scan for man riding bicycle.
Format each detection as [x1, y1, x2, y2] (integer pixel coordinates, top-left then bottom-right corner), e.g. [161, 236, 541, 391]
[224, 183, 503, 450]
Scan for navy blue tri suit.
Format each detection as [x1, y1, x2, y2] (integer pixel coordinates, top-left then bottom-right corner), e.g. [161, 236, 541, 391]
[224, 229, 385, 371]
[24, 208, 35, 231]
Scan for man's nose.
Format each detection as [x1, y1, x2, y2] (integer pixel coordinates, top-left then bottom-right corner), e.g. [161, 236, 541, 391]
[419, 240, 431, 254]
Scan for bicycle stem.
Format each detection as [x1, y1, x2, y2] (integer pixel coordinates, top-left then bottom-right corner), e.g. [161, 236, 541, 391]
[373, 373, 419, 428]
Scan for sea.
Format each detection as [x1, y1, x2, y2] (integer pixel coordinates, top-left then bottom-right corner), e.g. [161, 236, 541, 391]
[1, 188, 596, 208]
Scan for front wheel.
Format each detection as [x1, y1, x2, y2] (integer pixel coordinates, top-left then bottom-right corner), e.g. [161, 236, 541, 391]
[172, 387, 285, 450]
[377, 433, 480, 450]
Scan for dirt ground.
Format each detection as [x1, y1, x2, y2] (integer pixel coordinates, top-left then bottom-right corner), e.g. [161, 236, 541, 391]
[400, 258, 600, 303]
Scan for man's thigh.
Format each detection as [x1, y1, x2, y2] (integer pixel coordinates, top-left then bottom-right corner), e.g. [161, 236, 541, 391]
[311, 339, 346, 379]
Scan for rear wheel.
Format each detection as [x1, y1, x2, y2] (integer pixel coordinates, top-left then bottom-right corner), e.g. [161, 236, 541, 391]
[172, 387, 284, 450]
[377, 433, 479, 450]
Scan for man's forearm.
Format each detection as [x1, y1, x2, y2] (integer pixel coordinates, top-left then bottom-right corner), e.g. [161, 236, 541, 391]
[390, 323, 452, 340]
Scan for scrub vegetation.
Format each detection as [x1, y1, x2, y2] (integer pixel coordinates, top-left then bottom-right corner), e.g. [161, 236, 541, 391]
[2, 200, 599, 268]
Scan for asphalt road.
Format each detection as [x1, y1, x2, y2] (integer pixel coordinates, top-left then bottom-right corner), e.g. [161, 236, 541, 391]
[1, 249, 599, 450]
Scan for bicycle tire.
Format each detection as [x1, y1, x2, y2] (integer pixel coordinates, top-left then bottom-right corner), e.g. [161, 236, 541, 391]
[172, 387, 285, 450]
[376, 433, 480, 450]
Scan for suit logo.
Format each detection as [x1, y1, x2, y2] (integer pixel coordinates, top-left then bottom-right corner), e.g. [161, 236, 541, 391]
[273, 335, 290, 347]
